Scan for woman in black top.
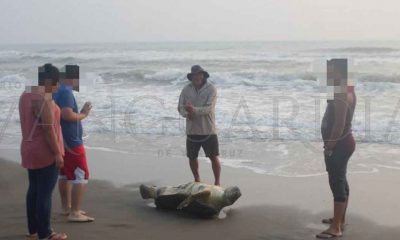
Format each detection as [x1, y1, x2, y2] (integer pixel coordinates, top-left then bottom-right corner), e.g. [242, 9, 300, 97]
[317, 59, 356, 239]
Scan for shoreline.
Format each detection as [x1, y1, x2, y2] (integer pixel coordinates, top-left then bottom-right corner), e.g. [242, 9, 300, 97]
[2, 135, 400, 179]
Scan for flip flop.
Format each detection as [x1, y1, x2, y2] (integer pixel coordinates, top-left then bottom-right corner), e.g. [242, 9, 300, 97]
[316, 231, 342, 239]
[39, 232, 67, 240]
[68, 214, 95, 223]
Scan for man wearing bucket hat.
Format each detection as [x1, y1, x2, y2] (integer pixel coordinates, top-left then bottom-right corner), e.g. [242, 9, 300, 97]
[178, 65, 221, 186]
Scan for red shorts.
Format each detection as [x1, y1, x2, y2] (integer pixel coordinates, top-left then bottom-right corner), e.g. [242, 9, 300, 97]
[59, 144, 89, 184]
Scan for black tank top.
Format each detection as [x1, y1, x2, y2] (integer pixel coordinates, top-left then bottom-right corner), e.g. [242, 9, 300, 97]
[321, 91, 356, 142]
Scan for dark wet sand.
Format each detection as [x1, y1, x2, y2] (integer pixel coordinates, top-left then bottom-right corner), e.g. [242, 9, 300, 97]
[0, 157, 399, 240]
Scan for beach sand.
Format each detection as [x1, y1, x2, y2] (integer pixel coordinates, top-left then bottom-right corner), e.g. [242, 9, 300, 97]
[1, 139, 400, 240]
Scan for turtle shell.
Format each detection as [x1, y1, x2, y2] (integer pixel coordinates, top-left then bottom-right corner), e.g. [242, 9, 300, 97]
[155, 194, 188, 210]
[183, 200, 219, 218]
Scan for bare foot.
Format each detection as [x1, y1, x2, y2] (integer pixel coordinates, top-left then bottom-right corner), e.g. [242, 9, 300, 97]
[321, 218, 347, 231]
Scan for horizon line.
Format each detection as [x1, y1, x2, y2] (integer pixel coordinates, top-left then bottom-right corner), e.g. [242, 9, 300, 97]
[1, 39, 400, 46]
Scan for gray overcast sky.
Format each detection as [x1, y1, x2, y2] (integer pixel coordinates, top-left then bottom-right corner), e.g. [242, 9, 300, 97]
[1, 0, 400, 44]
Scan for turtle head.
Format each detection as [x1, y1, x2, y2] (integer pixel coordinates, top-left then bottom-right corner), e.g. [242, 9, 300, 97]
[223, 186, 241, 206]
[140, 184, 156, 199]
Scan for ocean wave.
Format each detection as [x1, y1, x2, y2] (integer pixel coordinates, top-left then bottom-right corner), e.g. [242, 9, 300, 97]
[313, 47, 400, 54]
[94, 68, 400, 87]
[0, 74, 28, 91]
[143, 69, 186, 83]
[357, 73, 400, 83]
[99, 71, 145, 83]
[0, 50, 24, 58]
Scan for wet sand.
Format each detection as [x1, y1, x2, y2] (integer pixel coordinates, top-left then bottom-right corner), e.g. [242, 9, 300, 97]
[1, 145, 400, 240]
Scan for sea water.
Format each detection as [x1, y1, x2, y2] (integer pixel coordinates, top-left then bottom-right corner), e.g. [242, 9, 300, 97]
[1, 41, 400, 177]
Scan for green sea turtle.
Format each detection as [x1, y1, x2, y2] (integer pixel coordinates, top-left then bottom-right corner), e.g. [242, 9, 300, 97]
[140, 182, 241, 217]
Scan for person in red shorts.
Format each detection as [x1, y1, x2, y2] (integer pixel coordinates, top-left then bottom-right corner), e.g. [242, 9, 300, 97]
[53, 65, 94, 222]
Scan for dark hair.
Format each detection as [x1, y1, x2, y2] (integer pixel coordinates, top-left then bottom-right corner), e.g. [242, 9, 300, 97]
[65, 65, 79, 79]
[38, 63, 59, 86]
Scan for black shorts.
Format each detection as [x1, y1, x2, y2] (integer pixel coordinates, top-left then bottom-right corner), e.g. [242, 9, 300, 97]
[186, 135, 219, 160]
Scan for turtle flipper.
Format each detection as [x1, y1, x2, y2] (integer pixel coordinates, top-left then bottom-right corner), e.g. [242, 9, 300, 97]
[140, 185, 156, 199]
[177, 190, 211, 210]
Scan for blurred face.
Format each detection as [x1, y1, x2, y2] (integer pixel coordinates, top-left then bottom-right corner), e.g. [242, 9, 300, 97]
[62, 78, 80, 92]
[73, 79, 79, 91]
[192, 72, 205, 87]
[40, 79, 58, 100]
[42, 79, 58, 93]
[327, 62, 349, 98]
[327, 65, 346, 87]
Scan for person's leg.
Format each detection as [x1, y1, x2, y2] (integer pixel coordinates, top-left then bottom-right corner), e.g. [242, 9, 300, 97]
[36, 164, 58, 239]
[342, 177, 350, 224]
[65, 145, 94, 221]
[26, 169, 38, 235]
[326, 164, 348, 234]
[324, 196, 349, 228]
[189, 159, 201, 182]
[187, 135, 202, 182]
[319, 138, 355, 238]
[317, 172, 346, 238]
[209, 156, 221, 186]
[204, 135, 221, 186]
[342, 137, 355, 227]
[70, 183, 86, 216]
[331, 201, 346, 232]
[322, 138, 355, 227]
[68, 181, 94, 222]
[68, 167, 93, 221]
[331, 168, 348, 230]
[58, 178, 72, 214]
[318, 149, 348, 237]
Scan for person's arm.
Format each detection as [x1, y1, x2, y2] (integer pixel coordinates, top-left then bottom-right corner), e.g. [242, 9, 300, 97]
[60, 105, 89, 122]
[57, 90, 91, 122]
[178, 89, 188, 118]
[193, 86, 217, 116]
[325, 93, 348, 151]
[35, 99, 64, 168]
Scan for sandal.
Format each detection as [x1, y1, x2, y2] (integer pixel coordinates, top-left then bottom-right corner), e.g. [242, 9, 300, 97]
[316, 231, 342, 239]
[68, 213, 95, 223]
[39, 232, 67, 240]
[60, 210, 87, 216]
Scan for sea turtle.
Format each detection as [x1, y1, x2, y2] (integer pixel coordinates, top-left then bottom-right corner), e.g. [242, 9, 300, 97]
[140, 182, 241, 217]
